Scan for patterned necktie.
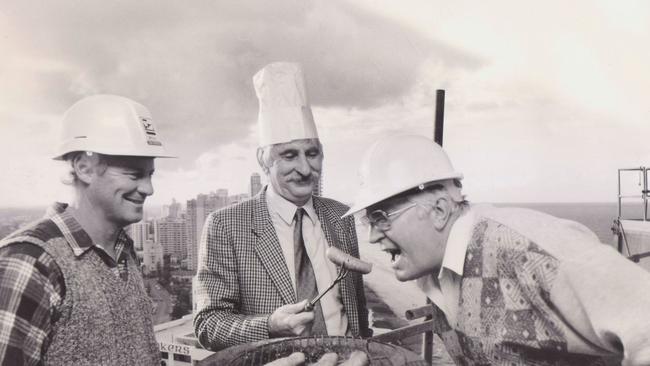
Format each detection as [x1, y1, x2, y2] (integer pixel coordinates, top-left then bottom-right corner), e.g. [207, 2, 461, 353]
[294, 208, 328, 335]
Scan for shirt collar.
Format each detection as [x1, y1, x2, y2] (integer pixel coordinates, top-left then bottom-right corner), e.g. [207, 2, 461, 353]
[439, 206, 475, 278]
[266, 185, 317, 226]
[415, 206, 475, 310]
[47, 202, 133, 258]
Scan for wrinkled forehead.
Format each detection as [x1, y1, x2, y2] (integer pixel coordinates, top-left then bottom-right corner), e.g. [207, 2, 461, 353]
[271, 138, 321, 154]
[366, 194, 411, 214]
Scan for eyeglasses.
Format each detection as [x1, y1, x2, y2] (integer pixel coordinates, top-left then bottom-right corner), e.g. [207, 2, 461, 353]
[362, 203, 417, 231]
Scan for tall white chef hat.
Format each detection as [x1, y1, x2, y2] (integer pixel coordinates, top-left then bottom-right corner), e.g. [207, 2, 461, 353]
[253, 62, 319, 147]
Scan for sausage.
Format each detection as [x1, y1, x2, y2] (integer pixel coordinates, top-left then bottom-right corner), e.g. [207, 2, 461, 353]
[326, 246, 372, 274]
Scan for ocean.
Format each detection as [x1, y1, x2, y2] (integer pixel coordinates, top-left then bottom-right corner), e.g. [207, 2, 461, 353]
[496, 202, 623, 246]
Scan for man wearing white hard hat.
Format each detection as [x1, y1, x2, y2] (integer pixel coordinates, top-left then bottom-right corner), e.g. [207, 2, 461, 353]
[0, 95, 174, 365]
[345, 134, 650, 365]
[194, 62, 370, 351]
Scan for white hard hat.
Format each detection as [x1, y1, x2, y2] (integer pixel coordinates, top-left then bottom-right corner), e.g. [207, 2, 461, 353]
[53, 94, 175, 160]
[344, 134, 463, 216]
[253, 62, 318, 146]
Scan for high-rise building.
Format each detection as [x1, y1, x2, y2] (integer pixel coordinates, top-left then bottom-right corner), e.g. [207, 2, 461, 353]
[155, 217, 188, 262]
[129, 221, 150, 251]
[162, 198, 182, 219]
[228, 193, 250, 205]
[143, 239, 163, 274]
[186, 192, 224, 272]
[170, 198, 183, 218]
[161, 205, 170, 219]
[250, 172, 262, 197]
[215, 189, 228, 208]
[313, 171, 322, 196]
[186, 200, 199, 273]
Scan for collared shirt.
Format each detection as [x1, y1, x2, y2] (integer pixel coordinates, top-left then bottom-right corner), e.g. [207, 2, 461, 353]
[0, 202, 136, 365]
[266, 187, 348, 335]
[416, 206, 475, 327]
[415, 204, 650, 364]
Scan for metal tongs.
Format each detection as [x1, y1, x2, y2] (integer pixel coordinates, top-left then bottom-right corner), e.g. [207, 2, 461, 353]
[303, 265, 349, 311]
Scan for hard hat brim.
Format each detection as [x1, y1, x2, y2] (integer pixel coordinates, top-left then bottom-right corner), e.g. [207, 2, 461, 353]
[52, 148, 177, 161]
[342, 173, 463, 218]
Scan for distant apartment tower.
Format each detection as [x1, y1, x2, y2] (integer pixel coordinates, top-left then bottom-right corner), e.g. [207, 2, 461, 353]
[129, 221, 150, 251]
[312, 172, 322, 196]
[142, 239, 163, 274]
[162, 198, 182, 219]
[215, 189, 229, 208]
[186, 192, 227, 272]
[250, 172, 262, 197]
[155, 217, 188, 262]
[161, 205, 170, 219]
[228, 193, 250, 206]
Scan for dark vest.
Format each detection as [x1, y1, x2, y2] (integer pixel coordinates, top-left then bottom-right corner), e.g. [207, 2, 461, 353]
[0, 219, 160, 366]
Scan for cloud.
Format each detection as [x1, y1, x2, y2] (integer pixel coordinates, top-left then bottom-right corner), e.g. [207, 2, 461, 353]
[0, 0, 480, 170]
[4, 0, 648, 208]
[152, 127, 262, 205]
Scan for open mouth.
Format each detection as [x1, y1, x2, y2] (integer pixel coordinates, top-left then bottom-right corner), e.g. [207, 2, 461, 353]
[384, 248, 402, 262]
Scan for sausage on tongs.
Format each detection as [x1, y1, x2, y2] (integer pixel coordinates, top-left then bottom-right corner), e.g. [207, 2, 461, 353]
[304, 247, 373, 311]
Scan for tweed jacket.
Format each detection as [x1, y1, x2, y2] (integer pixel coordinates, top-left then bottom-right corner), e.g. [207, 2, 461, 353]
[193, 188, 370, 351]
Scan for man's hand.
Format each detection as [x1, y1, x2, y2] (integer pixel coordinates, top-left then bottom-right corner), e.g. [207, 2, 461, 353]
[342, 350, 369, 366]
[268, 300, 314, 337]
[264, 352, 305, 366]
[311, 351, 369, 366]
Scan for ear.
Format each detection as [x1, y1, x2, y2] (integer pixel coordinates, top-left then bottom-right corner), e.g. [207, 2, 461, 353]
[256, 147, 269, 174]
[72, 153, 98, 185]
[431, 196, 453, 231]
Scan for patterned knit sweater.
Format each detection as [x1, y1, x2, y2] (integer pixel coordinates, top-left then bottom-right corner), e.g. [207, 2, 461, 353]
[427, 206, 650, 366]
[0, 216, 160, 365]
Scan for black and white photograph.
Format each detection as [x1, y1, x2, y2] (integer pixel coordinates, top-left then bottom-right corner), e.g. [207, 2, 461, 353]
[1, 1, 650, 365]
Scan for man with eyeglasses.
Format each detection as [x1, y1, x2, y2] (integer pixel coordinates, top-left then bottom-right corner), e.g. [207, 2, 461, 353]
[344, 134, 650, 365]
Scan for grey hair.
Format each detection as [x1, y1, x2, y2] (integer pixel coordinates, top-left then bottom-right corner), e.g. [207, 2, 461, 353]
[417, 179, 469, 209]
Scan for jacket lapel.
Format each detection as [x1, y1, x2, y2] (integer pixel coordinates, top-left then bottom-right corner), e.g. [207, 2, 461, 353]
[314, 197, 349, 253]
[314, 197, 360, 331]
[251, 188, 296, 305]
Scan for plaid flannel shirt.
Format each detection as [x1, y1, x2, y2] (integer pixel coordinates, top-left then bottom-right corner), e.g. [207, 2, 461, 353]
[0, 203, 135, 366]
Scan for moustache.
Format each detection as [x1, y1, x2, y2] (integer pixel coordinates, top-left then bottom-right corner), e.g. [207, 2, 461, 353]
[287, 174, 314, 183]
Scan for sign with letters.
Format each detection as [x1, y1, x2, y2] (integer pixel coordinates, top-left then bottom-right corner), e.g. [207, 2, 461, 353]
[159, 342, 191, 356]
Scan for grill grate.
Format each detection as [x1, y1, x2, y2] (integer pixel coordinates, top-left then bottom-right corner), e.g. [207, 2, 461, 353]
[208, 336, 427, 366]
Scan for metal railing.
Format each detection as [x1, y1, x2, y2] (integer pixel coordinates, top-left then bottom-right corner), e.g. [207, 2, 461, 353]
[614, 167, 650, 258]
[617, 167, 650, 221]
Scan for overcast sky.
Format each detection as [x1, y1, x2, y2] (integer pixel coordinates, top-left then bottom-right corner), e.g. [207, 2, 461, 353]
[1, 0, 649, 208]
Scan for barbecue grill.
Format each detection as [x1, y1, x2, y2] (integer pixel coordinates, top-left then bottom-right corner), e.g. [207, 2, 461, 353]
[200, 336, 427, 365]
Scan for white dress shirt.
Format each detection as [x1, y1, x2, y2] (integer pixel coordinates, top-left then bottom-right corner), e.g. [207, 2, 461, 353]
[266, 187, 348, 335]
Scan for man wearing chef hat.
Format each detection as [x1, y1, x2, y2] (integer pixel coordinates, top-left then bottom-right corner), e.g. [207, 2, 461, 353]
[194, 62, 371, 351]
